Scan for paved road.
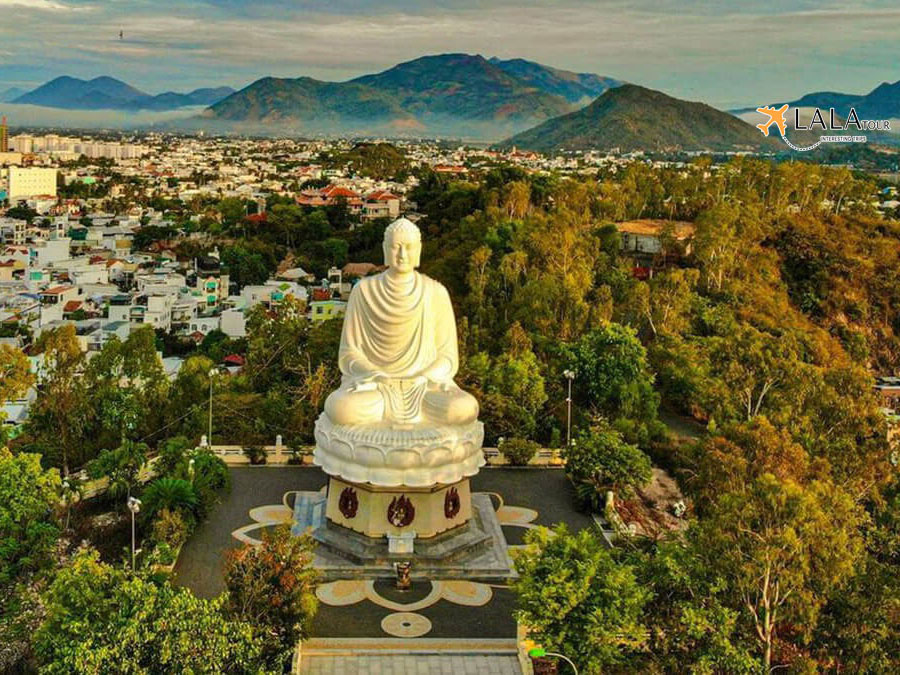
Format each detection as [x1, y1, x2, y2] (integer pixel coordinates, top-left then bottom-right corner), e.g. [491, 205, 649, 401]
[173, 466, 327, 597]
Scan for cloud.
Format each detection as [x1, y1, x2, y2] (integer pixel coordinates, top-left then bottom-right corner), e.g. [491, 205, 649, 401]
[0, 0, 83, 10]
[0, 0, 898, 108]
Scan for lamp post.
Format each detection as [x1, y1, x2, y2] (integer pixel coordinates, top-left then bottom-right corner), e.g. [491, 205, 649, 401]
[529, 647, 578, 675]
[563, 369, 575, 447]
[208, 368, 218, 448]
[127, 496, 141, 571]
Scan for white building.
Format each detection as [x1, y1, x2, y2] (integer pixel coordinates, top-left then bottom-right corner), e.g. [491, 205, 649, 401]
[8, 167, 57, 203]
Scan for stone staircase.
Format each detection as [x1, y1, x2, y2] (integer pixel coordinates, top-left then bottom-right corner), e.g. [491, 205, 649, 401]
[295, 638, 525, 674]
[291, 492, 326, 535]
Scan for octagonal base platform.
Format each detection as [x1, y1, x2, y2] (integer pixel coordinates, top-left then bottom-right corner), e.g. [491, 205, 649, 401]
[309, 494, 514, 581]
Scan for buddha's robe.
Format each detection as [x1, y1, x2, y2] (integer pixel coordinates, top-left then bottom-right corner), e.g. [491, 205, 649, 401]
[324, 271, 478, 427]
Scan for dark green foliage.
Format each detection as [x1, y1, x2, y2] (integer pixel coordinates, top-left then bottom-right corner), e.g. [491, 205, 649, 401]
[564, 424, 652, 500]
[140, 478, 198, 522]
[0, 449, 61, 584]
[34, 550, 266, 674]
[513, 525, 649, 674]
[500, 438, 540, 466]
[569, 322, 664, 445]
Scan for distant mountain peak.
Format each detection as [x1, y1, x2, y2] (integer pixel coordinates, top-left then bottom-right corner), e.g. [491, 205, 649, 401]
[497, 83, 774, 152]
[12, 76, 234, 111]
[204, 53, 620, 138]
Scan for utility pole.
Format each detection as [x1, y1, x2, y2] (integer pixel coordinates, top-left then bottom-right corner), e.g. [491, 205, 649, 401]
[208, 368, 217, 447]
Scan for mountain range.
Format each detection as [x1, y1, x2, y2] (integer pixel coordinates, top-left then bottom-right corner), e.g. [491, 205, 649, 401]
[12, 76, 235, 111]
[202, 54, 621, 137]
[498, 84, 777, 153]
[734, 80, 900, 120]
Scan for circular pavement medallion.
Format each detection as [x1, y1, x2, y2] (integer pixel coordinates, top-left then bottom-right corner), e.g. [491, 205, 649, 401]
[380, 611, 432, 638]
[440, 580, 492, 606]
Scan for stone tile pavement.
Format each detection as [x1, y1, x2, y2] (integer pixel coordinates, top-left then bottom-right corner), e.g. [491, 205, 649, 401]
[297, 639, 525, 674]
[298, 654, 522, 674]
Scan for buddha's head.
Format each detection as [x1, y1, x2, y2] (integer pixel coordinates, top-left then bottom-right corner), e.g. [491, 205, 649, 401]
[383, 218, 422, 274]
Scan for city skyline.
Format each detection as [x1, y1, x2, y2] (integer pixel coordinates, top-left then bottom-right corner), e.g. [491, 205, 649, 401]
[1, 0, 899, 110]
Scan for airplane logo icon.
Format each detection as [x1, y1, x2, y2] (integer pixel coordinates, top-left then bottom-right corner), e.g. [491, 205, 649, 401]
[755, 104, 788, 137]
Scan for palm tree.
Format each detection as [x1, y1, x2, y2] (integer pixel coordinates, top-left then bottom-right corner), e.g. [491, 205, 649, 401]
[141, 478, 198, 521]
[87, 440, 149, 501]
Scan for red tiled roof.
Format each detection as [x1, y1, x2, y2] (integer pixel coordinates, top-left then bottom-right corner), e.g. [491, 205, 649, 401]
[366, 190, 399, 201]
[42, 285, 74, 295]
[322, 185, 361, 199]
[311, 288, 332, 301]
[63, 300, 83, 312]
[223, 354, 245, 366]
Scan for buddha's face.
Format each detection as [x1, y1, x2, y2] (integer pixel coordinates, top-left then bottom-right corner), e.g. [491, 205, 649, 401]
[384, 230, 421, 274]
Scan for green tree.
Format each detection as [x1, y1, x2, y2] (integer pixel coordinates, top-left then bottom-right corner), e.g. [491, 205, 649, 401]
[225, 527, 319, 668]
[564, 424, 652, 505]
[0, 344, 33, 444]
[569, 322, 662, 445]
[0, 344, 33, 404]
[0, 448, 61, 584]
[34, 549, 267, 674]
[697, 474, 865, 671]
[27, 325, 88, 474]
[87, 440, 149, 500]
[513, 525, 649, 674]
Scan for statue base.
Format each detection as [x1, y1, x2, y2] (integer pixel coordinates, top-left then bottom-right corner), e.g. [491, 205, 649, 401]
[313, 416, 485, 487]
[310, 493, 513, 580]
[324, 476, 472, 539]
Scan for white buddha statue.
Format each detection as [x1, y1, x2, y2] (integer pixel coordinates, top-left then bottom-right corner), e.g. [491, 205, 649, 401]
[323, 218, 479, 429]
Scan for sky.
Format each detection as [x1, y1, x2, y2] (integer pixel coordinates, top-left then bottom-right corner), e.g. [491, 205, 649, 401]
[0, 0, 899, 110]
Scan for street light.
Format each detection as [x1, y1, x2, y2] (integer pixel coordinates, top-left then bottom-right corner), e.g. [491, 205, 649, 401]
[563, 369, 576, 447]
[127, 496, 141, 571]
[208, 368, 219, 448]
[529, 647, 579, 675]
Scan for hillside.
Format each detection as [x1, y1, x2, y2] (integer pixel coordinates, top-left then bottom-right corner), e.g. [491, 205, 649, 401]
[488, 57, 620, 103]
[347, 53, 573, 121]
[205, 76, 412, 124]
[497, 84, 775, 152]
[202, 53, 620, 137]
[13, 76, 234, 110]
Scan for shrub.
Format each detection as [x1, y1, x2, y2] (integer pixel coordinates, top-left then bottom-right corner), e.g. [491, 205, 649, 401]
[243, 446, 267, 465]
[225, 527, 319, 667]
[151, 541, 177, 566]
[151, 508, 189, 549]
[287, 444, 305, 465]
[501, 438, 540, 466]
[564, 424, 652, 504]
[190, 450, 230, 518]
[156, 436, 192, 478]
[141, 478, 199, 522]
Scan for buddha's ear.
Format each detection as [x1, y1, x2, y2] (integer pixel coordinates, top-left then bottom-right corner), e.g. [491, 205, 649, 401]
[412, 241, 422, 268]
